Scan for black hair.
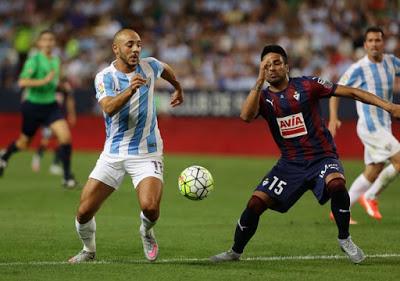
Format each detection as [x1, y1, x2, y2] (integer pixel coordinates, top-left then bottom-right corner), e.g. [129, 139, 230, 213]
[260, 45, 288, 63]
[364, 26, 384, 41]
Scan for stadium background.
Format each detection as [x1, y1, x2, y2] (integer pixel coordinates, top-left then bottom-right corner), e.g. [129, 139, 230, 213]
[1, 0, 400, 157]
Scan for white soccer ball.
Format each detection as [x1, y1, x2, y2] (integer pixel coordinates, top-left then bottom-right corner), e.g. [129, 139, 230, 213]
[178, 165, 214, 200]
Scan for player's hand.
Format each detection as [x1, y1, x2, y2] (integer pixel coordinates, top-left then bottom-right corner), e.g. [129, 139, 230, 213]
[61, 80, 73, 93]
[130, 74, 147, 92]
[389, 103, 400, 119]
[328, 118, 341, 137]
[257, 59, 269, 81]
[68, 113, 77, 127]
[43, 71, 55, 84]
[170, 88, 184, 107]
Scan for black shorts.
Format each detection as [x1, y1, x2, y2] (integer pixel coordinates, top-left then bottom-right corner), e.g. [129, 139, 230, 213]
[21, 101, 65, 137]
[255, 157, 345, 213]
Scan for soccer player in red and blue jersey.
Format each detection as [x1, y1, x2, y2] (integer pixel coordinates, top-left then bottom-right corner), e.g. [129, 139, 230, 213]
[210, 45, 400, 264]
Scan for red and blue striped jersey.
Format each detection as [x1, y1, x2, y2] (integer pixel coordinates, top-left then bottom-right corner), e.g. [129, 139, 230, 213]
[258, 76, 338, 161]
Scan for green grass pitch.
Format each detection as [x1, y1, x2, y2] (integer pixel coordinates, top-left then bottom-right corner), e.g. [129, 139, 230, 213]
[0, 152, 399, 280]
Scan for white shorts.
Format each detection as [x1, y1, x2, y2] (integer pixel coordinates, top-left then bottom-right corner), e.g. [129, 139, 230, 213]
[357, 126, 400, 165]
[89, 153, 164, 189]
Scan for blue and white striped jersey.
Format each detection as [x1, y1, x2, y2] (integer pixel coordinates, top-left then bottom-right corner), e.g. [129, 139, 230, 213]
[338, 54, 400, 133]
[94, 57, 164, 157]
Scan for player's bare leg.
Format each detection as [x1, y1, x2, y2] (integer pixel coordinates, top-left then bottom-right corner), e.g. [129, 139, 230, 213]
[0, 134, 30, 177]
[362, 154, 400, 220]
[32, 129, 51, 172]
[136, 177, 163, 262]
[68, 179, 114, 263]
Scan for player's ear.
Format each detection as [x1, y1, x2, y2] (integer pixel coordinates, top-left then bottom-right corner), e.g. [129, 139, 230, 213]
[112, 43, 119, 56]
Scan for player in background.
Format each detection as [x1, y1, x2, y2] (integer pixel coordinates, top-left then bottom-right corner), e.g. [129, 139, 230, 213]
[31, 78, 77, 176]
[329, 26, 400, 221]
[0, 30, 77, 188]
[210, 45, 400, 264]
[68, 28, 183, 263]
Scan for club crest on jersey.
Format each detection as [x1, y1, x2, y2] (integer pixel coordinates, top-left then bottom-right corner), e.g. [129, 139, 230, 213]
[293, 91, 300, 101]
[276, 113, 307, 139]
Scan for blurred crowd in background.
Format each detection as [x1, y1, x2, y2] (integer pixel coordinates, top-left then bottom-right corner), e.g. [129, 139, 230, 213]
[0, 0, 399, 91]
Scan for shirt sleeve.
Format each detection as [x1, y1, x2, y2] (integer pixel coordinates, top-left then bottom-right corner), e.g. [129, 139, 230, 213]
[391, 55, 400, 76]
[19, 56, 37, 79]
[94, 72, 115, 102]
[147, 57, 164, 79]
[308, 76, 337, 99]
[338, 64, 361, 87]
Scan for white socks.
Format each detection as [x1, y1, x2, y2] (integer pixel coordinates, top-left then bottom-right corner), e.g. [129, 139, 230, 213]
[365, 164, 398, 199]
[75, 217, 96, 253]
[348, 174, 371, 207]
[140, 211, 156, 233]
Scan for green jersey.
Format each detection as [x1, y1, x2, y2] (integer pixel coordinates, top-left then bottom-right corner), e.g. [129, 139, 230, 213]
[19, 52, 60, 104]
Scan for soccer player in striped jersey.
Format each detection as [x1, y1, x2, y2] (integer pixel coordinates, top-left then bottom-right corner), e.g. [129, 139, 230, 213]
[68, 29, 183, 263]
[210, 45, 400, 264]
[329, 27, 400, 221]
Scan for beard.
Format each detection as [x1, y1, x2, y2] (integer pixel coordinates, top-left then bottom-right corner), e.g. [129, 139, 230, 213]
[267, 75, 286, 86]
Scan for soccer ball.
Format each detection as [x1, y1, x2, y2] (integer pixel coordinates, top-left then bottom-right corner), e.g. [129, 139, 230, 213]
[178, 165, 214, 200]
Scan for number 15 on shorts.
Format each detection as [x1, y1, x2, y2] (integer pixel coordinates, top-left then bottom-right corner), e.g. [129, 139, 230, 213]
[265, 176, 287, 195]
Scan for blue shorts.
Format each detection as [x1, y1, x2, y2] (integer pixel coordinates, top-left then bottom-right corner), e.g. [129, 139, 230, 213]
[21, 101, 64, 137]
[255, 157, 345, 213]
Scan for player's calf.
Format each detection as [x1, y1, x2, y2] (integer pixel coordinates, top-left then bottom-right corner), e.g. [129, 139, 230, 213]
[327, 178, 351, 239]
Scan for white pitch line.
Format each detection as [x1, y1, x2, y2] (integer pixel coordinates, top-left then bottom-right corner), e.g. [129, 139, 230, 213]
[0, 253, 399, 266]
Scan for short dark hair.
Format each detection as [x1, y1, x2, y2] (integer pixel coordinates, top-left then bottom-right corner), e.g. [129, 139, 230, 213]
[260, 45, 288, 63]
[38, 29, 55, 38]
[364, 26, 384, 41]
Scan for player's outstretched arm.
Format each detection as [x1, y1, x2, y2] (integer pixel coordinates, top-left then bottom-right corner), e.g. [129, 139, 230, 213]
[328, 96, 341, 137]
[160, 62, 183, 107]
[334, 85, 400, 118]
[100, 74, 146, 117]
[240, 59, 268, 122]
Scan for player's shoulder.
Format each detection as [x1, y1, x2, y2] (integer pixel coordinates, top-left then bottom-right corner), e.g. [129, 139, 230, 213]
[140, 57, 161, 64]
[383, 53, 396, 59]
[297, 76, 335, 89]
[292, 76, 321, 83]
[95, 64, 115, 79]
[383, 53, 400, 64]
[25, 51, 41, 63]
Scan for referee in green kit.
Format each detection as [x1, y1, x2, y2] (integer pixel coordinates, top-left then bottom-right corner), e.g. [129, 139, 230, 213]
[0, 30, 77, 188]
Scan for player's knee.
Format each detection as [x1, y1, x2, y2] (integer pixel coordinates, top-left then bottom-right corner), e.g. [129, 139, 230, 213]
[58, 135, 71, 145]
[246, 195, 268, 216]
[326, 178, 346, 195]
[16, 138, 30, 150]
